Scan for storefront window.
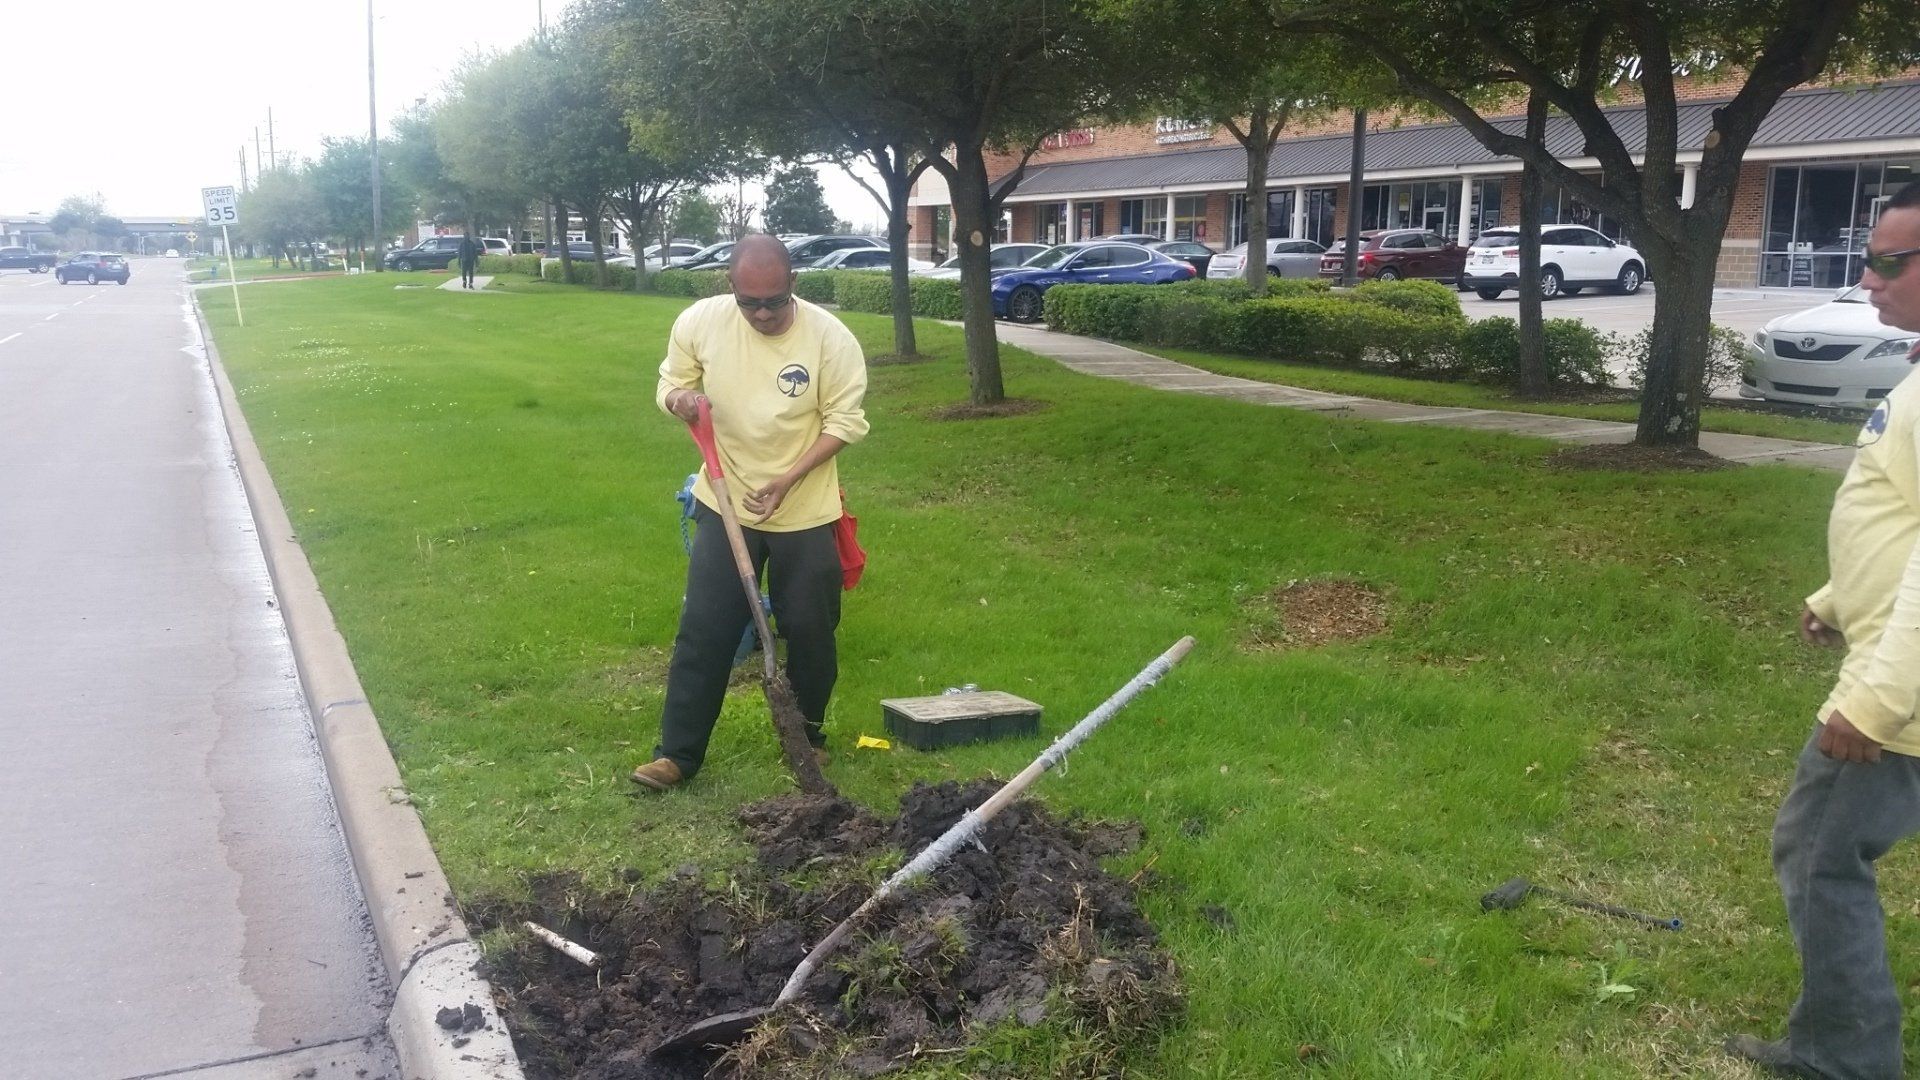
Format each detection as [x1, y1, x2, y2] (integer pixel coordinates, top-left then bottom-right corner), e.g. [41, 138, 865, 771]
[1361, 182, 1460, 236]
[1303, 188, 1336, 246]
[1144, 199, 1166, 239]
[1034, 202, 1068, 245]
[1229, 191, 1296, 246]
[1173, 196, 1208, 242]
[1474, 179, 1502, 238]
[1118, 199, 1147, 235]
[1075, 201, 1104, 240]
[1761, 161, 1914, 288]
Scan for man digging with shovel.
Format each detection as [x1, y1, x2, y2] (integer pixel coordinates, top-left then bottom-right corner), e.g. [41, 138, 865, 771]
[632, 234, 868, 792]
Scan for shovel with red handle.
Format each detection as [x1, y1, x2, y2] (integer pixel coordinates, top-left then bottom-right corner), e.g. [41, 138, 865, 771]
[687, 397, 831, 795]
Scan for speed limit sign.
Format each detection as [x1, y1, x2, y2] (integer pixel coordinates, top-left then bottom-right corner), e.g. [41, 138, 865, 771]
[201, 185, 239, 228]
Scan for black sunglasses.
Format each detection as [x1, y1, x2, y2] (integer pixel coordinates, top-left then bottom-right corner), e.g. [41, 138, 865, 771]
[734, 292, 793, 312]
[1866, 245, 1920, 280]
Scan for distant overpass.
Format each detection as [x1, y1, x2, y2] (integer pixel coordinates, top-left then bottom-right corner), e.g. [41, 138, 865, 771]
[1, 213, 205, 251]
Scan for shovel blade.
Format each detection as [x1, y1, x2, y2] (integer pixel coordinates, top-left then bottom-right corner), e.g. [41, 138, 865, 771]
[652, 1006, 776, 1057]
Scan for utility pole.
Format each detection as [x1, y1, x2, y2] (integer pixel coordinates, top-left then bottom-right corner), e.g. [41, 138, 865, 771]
[255, 127, 263, 177]
[267, 108, 277, 175]
[1342, 108, 1366, 287]
[368, 0, 384, 271]
[238, 147, 250, 193]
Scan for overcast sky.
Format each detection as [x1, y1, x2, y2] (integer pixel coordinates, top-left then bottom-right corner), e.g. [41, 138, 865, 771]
[2, 0, 882, 228]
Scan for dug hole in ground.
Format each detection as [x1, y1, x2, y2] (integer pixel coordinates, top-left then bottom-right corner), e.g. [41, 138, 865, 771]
[472, 779, 1181, 1079]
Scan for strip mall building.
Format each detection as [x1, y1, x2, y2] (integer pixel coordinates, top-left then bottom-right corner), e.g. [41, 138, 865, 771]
[908, 76, 1920, 291]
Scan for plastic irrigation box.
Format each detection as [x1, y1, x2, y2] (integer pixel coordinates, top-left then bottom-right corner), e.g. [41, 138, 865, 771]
[881, 691, 1043, 750]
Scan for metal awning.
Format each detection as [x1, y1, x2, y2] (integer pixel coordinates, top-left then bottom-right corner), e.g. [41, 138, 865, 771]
[998, 80, 1920, 201]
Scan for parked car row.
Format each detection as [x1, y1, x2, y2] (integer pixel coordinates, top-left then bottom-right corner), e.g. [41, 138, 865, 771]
[386, 236, 513, 271]
[992, 242, 1196, 322]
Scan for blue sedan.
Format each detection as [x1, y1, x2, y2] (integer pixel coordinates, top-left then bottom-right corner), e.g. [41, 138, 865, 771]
[991, 242, 1196, 322]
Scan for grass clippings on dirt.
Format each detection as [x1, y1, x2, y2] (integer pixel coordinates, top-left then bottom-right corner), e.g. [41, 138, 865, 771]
[1252, 579, 1390, 650]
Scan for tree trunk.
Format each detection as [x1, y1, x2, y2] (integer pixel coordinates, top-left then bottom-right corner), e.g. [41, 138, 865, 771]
[883, 157, 919, 359]
[1516, 92, 1549, 398]
[1341, 109, 1366, 286]
[590, 205, 610, 289]
[555, 197, 574, 283]
[949, 145, 1005, 405]
[1633, 237, 1716, 446]
[1242, 102, 1271, 295]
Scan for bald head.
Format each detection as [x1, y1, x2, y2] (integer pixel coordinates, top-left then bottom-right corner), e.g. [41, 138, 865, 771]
[731, 233, 792, 276]
[729, 233, 798, 335]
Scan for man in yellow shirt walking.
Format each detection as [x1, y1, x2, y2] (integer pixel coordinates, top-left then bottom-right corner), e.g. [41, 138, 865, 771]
[631, 235, 869, 791]
[1729, 180, 1920, 1079]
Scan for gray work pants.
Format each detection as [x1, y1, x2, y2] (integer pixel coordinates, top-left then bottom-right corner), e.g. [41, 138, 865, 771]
[1772, 724, 1920, 1078]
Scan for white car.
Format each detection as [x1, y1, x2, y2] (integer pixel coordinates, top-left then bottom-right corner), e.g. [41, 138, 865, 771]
[1206, 237, 1327, 280]
[1740, 284, 1918, 408]
[1462, 225, 1647, 300]
[163, 249, 179, 258]
[481, 237, 513, 256]
[914, 243, 1050, 279]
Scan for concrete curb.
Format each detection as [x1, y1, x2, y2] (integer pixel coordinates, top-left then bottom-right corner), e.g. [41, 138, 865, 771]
[192, 297, 525, 1080]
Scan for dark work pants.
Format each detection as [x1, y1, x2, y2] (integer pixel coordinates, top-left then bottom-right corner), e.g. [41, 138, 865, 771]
[654, 503, 840, 778]
[1771, 724, 1920, 1079]
[460, 262, 476, 287]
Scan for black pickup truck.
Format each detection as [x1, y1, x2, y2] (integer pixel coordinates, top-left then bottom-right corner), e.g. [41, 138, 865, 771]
[0, 246, 56, 273]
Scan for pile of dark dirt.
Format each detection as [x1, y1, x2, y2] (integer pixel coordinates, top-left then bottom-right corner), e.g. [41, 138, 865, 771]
[477, 780, 1179, 1079]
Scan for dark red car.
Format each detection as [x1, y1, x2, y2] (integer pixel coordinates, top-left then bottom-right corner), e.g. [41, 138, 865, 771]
[1319, 228, 1468, 284]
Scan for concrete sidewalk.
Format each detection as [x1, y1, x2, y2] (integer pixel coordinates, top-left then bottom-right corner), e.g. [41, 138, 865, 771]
[992, 322, 1858, 472]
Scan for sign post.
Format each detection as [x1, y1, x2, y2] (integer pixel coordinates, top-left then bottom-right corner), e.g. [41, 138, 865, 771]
[201, 185, 244, 326]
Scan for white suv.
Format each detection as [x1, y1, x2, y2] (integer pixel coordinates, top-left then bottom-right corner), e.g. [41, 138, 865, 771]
[1462, 225, 1647, 300]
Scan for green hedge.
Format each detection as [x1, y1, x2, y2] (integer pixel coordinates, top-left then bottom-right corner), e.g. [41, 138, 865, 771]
[831, 272, 893, 314]
[650, 269, 730, 297]
[793, 271, 838, 305]
[478, 253, 542, 276]
[1457, 317, 1611, 387]
[1349, 278, 1464, 321]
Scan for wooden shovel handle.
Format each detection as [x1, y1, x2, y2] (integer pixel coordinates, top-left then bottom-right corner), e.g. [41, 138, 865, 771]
[690, 400, 777, 681]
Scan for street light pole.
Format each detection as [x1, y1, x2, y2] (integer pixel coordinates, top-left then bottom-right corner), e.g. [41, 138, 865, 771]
[369, 0, 383, 272]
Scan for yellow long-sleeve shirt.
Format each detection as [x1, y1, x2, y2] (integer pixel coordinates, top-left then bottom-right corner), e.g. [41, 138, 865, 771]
[1808, 354, 1920, 755]
[656, 295, 869, 532]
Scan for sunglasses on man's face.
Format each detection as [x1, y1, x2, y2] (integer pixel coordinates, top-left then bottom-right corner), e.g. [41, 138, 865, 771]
[1866, 245, 1920, 280]
[734, 292, 793, 312]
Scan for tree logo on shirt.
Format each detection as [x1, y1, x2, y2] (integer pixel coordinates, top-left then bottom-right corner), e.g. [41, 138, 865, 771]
[1860, 399, 1890, 447]
[778, 364, 811, 398]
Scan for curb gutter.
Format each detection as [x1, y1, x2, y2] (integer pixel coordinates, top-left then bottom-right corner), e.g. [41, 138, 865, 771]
[193, 298, 525, 1080]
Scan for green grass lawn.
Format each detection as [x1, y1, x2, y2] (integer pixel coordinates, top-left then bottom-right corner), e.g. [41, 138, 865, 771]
[1146, 345, 1864, 446]
[202, 274, 1905, 1077]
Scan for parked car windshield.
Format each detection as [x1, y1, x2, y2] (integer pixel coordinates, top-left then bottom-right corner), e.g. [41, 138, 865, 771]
[1025, 245, 1081, 269]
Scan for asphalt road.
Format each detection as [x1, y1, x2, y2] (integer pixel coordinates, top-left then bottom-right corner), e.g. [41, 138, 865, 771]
[0, 261, 398, 1078]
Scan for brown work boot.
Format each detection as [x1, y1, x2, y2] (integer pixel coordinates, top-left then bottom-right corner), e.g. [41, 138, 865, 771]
[630, 757, 684, 791]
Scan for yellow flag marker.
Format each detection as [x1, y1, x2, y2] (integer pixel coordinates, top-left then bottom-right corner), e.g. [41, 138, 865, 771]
[856, 735, 892, 751]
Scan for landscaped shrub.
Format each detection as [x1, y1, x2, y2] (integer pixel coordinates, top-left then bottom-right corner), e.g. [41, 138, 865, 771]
[1137, 294, 1234, 350]
[1042, 284, 1163, 339]
[1262, 277, 1334, 298]
[649, 269, 729, 297]
[1458, 316, 1614, 388]
[1621, 323, 1748, 395]
[908, 276, 964, 320]
[831, 272, 892, 314]
[1164, 278, 1256, 302]
[1222, 297, 1374, 365]
[478, 254, 541, 276]
[1350, 278, 1465, 321]
[793, 271, 837, 305]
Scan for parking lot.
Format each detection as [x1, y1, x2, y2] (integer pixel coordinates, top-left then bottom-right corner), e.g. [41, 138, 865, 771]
[1462, 283, 1823, 392]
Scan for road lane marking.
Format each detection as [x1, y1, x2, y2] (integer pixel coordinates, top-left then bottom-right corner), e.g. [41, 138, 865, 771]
[0, 333, 20, 346]
[43, 312, 59, 321]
